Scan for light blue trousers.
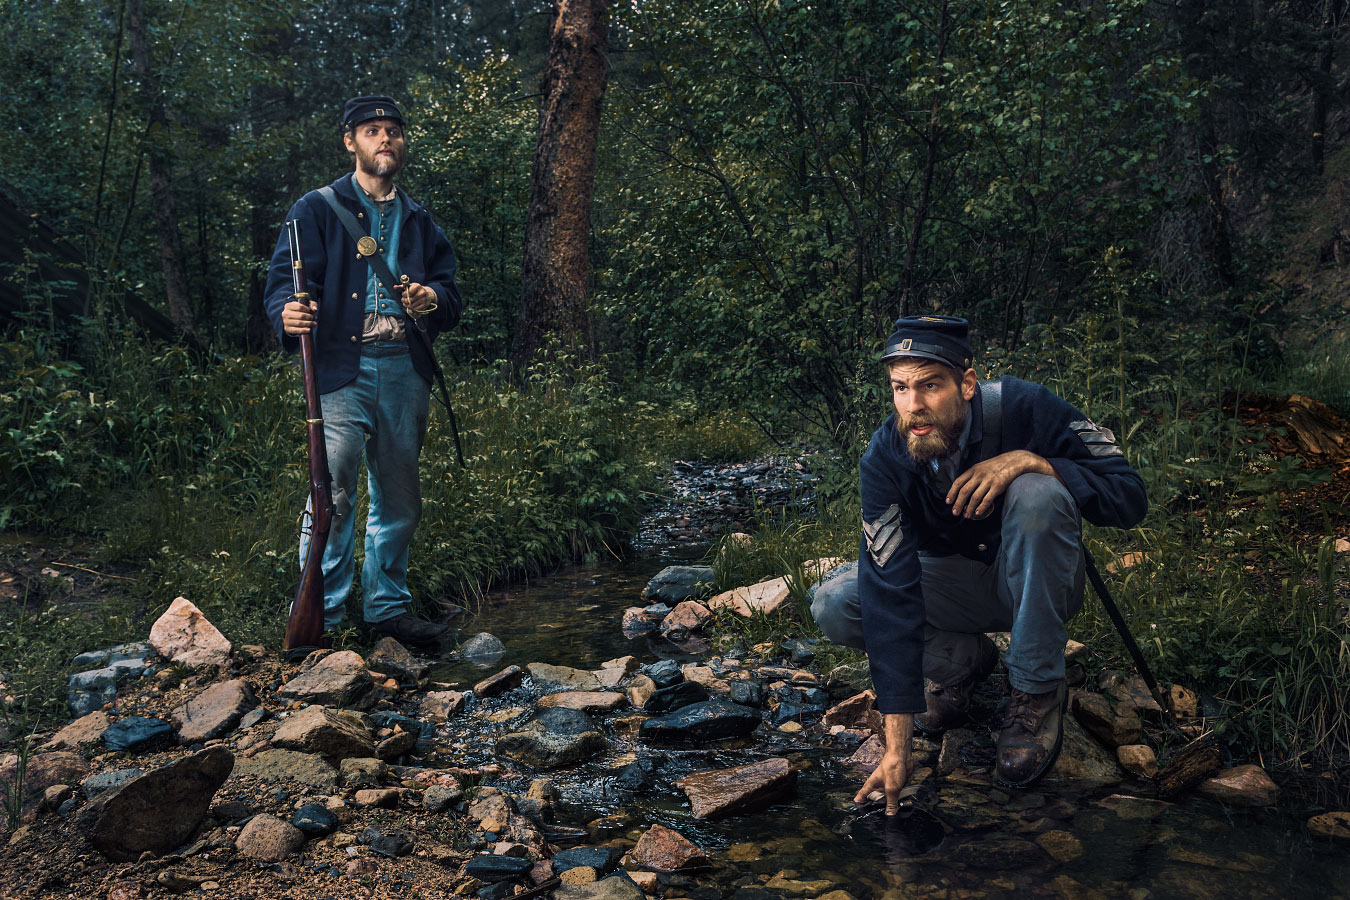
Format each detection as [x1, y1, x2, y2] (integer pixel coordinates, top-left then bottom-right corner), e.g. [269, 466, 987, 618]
[298, 342, 430, 628]
[810, 474, 1085, 694]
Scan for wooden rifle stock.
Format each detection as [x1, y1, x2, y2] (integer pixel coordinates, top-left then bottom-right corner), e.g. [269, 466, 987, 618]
[283, 219, 334, 657]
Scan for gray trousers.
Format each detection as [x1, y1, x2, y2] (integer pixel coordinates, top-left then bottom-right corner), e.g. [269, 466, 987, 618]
[810, 474, 1085, 693]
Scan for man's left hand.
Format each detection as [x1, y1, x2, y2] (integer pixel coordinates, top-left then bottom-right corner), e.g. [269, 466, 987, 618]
[947, 450, 1057, 518]
[400, 282, 437, 314]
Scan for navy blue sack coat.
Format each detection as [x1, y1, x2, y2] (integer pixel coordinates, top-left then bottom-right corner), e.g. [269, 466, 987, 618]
[264, 174, 462, 394]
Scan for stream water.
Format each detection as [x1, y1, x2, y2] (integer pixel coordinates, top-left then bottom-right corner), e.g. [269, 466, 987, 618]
[426, 460, 1349, 900]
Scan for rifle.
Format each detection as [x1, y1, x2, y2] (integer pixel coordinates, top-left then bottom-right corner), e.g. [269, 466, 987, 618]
[283, 219, 334, 661]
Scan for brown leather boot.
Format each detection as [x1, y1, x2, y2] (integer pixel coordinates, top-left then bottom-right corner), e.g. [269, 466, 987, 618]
[996, 681, 1068, 788]
[914, 633, 997, 737]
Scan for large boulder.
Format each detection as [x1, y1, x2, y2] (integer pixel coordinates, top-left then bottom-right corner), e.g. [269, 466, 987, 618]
[172, 678, 256, 743]
[271, 705, 375, 762]
[495, 708, 608, 769]
[707, 577, 792, 617]
[79, 747, 233, 861]
[278, 650, 375, 709]
[148, 597, 231, 669]
[642, 566, 715, 604]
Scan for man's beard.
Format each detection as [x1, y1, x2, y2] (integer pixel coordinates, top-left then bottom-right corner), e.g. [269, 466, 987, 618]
[900, 399, 968, 463]
[357, 146, 403, 178]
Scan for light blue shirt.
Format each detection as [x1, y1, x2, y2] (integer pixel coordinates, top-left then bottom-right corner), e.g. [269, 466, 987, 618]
[356, 183, 404, 318]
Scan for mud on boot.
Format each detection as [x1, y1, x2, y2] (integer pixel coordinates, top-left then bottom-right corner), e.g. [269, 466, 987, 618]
[995, 681, 1067, 788]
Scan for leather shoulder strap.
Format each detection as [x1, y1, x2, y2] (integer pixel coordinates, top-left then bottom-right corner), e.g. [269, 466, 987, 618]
[316, 185, 402, 296]
[978, 379, 1003, 462]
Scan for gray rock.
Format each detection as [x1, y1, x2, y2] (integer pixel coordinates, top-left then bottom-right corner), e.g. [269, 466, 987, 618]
[79, 748, 234, 862]
[367, 637, 427, 687]
[102, 716, 174, 752]
[643, 565, 715, 604]
[460, 632, 507, 661]
[172, 678, 256, 743]
[526, 662, 601, 691]
[72, 642, 152, 670]
[82, 769, 146, 796]
[639, 700, 761, 744]
[465, 854, 533, 881]
[423, 784, 464, 813]
[235, 814, 305, 860]
[68, 683, 118, 718]
[554, 873, 645, 900]
[233, 749, 338, 789]
[67, 658, 152, 716]
[495, 710, 608, 769]
[552, 845, 623, 875]
[292, 803, 337, 836]
[1045, 715, 1122, 785]
[238, 707, 268, 730]
[277, 650, 375, 709]
[643, 659, 682, 688]
[363, 825, 414, 857]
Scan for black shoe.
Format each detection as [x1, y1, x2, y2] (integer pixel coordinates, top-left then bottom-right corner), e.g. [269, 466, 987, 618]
[996, 681, 1068, 788]
[369, 612, 449, 649]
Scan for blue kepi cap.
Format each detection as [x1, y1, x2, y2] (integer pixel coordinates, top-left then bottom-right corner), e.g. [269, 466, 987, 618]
[880, 315, 973, 370]
[343, 96, 404, 129]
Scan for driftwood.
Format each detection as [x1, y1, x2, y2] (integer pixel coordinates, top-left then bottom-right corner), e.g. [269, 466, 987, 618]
[1281, 394, 1350, 457]
[1154, 732, 1220, 799]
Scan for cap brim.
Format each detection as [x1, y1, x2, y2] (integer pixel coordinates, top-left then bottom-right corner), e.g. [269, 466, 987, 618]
[879, 348, 959, 367]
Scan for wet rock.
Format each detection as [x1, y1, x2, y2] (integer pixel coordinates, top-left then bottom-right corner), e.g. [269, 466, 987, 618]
[631, 823, 709, 871]
[82, 769, 144, 796]
[423, 690, 466, 720]
[846, 734, 885, 773]
[555, 874, 645, 900]
[537, 691, 627, 713]
[527, 662, 602, 691]
[1071, 690, 1141, 748]
[644, 565, 715, 604]
[363, 825, 413, 857]
[292, 803, 337, 836]
[644, 681, 709, 714]
[278, 650, 375, 710]
[235, 814, 305, 861]
[423, 784, 463, 813]
[769, 685, 829, 724]
[1116, 744, 1158, 778]
[639, 700, 761, 744]
[610, 758, 657, 794]
[466, 854, 534, 881]
[682, 664, 731, 695]
[172, 678, 256, 743]
[932, 787, 1013, 831]
[625, 675, 656, 708]
[272, 705, 374, 761]
[659, 600, 712, 640]
[937, 728, 975, 775]
[102, 716, 174, 752]
[1044, 714, 1121, 785]
[233, 749, 338, 789]
[1035, 829, 1084, 863]
[1095, 793, 1171, 820]
[600, 655, 638, 675]
[1198, 764, 1278, 807]
[822, 690, 875, 728]
[367, 637, 427, 686]
[79, 747, 233, 861]
[708, 577, 792, 617]
[149, 596, 232, 669]
[764, 872, 837, 893]
[1308, 811, 1350, 841]
[474, 665, 524, 699]
[376, 730, 417, 759]
[495, 709, 608, 769]
[644, 659, 683, 688]
[728, 680, 763, 707]
[677, 757, 796, 819]
[43, 710, 110, 750]
[620, 608, 659, 639]
[460, 631, 508, 661]
[553, 845, 624, 875]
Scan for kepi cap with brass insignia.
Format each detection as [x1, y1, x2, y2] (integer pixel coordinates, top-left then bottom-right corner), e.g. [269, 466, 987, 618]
[880, 315, 974, 371]
[343, 95, 404, 129]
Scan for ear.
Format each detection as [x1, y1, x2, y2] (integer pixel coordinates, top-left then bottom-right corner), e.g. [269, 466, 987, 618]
[343, 130, 356, 153]
[960, 367, 978, 401]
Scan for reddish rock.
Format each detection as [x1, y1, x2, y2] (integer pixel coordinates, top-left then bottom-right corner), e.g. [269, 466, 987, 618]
[353, 788, 400, 808]
[107, 881, 142, 900]
[708, 577, 792, 616]
[600, 655, 638, 674]
[621, 607, 659, 639]
[630, 823, 708, 872]
[279, 650, 376, 709]
[822, 690, 876, 728]
[422, 690, 466, 721]
[530, 860, 556, 885]
[149, 597, 232, 669]
[847, 735, 886, 773]
[659, 600, 712, 638]
[468, 789, 512, 833]
[474, 665, 524, 698]
[235, 814, 306, 860]
[272, 705, 374, 761]
[1071, 690, 1140, 748]
[537, 692, 628, 713]
[172, 678, 256, 743]
[676, 757, 797, 819]
[681, 665, 730, 695]
[626, 675, 656, 709]
[43, 711, 110, 751]
[376, 730, 417, 760]
[1117, 744, 1159, 778]
[1198, 765, 1279, 807]
[0, 750, 89, 824]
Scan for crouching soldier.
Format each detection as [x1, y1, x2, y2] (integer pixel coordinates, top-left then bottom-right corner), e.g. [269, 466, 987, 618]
[811, 316, 1146, 808]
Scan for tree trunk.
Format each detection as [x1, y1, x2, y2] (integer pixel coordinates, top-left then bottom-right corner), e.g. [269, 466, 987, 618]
[510, 0, 608, 370]
[127, 0, 196, 337]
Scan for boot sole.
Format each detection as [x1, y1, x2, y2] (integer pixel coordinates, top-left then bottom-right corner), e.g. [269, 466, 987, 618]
[995, 689, 1069, 789]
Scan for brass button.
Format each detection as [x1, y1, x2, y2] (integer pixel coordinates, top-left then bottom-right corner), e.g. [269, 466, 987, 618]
[350, 336, 357, 343]
[357, 212, 364, 218]
[978, 543, 988, 552]
[351, 293, 358, 299]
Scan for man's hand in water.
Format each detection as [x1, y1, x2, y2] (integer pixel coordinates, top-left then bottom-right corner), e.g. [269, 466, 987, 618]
[854, 713, 915, 814]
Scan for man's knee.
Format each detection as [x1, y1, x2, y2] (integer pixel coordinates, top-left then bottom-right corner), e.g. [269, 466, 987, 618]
[1004, 473, 1078, 534]
[809, 562, 865, 650]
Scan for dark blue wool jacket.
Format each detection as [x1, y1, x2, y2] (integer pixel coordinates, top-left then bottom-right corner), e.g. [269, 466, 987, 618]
[859, 376, 1147, 714]
[264, 174, 462, 394]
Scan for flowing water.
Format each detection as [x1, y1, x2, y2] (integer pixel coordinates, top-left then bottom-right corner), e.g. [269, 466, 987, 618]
[425, 460, 1349, 899]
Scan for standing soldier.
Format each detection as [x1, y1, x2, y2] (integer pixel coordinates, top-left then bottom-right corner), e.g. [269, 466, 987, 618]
[265, 95, 462, 649]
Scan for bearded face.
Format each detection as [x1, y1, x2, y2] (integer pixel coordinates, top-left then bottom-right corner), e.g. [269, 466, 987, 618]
[888, 360, 974, 463]
[899, 394, 968, 462]
[345, 119, 406, 180]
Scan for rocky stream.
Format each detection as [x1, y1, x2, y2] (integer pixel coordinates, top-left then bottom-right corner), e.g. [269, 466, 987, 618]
[1, 456, 1347, 900]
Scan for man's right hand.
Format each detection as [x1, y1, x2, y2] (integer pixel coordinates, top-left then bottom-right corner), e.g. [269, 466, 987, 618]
[281, 297, 318, 335]
[854, 712, 915, 815]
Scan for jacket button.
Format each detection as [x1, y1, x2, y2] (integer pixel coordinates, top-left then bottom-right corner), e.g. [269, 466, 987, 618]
[351, 293, 358, 299]
[978, 543, 988, 552]
[357, 212, 364, 218]
[350, 336, 357, 343]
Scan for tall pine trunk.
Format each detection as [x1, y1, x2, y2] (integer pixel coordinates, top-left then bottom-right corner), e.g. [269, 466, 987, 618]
[510, 0, 608, 370]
